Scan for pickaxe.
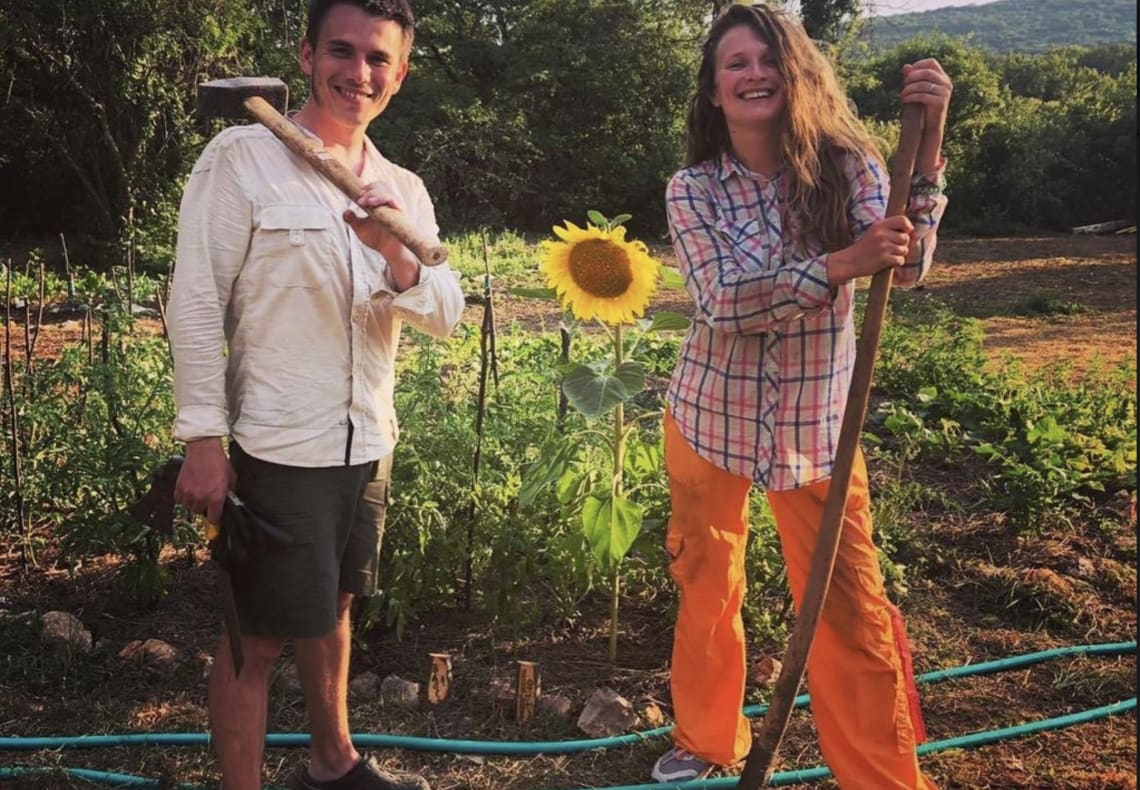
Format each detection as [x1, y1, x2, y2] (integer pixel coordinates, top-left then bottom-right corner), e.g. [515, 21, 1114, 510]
[197, 76, 448, 267]
[736, 101, 927, 789]
[130, 456, 294, 677]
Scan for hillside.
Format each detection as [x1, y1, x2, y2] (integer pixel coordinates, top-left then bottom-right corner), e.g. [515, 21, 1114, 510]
[863, 0, 1137, 52]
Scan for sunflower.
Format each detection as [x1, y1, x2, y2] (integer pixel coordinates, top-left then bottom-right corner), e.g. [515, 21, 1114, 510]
[539, 221, 660, 325]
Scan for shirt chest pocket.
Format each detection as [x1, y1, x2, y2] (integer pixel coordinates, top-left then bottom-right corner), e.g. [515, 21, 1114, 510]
[716, 217, 776, 272]
[256, 205, 339, 289]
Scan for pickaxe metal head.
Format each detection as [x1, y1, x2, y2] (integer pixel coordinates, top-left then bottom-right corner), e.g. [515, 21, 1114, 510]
[129, 456, 185, 536]
[193, 74, 450, 267]
[198, 76, 289, 120]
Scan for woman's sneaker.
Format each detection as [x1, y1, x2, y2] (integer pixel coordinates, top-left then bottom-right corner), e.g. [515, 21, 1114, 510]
[651, 746, 714, 782]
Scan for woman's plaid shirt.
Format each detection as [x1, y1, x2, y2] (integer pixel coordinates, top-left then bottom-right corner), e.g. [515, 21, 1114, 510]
[665, 150, 947, 491]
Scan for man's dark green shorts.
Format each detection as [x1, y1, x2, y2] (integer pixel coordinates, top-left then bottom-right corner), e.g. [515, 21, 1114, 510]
[228, 443, 392, 639]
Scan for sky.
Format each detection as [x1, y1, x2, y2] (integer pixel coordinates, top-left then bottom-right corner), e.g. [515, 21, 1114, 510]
[868, 0, 1002, 16]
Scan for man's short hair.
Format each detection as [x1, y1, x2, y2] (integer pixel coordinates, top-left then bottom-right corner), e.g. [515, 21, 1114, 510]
[305, 0, 416, 49]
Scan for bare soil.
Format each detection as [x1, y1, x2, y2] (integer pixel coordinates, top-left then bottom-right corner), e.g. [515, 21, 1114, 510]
[1, 233, 1136, 789]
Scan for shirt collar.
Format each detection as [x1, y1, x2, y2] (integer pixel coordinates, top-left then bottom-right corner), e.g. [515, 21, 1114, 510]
[717, 150, 783, 184]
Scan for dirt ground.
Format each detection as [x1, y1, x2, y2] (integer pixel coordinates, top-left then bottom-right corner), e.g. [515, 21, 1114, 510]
[915, 234, 1137, 376]
[0, 232, 1136, 789]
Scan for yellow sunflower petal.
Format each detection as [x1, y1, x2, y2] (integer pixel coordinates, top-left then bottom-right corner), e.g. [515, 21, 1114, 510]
[552, 221, 581, 241]
[538, 220, 661, 325]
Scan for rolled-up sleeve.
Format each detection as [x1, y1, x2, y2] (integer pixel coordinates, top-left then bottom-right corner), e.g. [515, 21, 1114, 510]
[666, 170, 833, 336]
[370, 172, 465, 339]
[845, 155, 947, 289]
[167, 137, 251, 443]
[388, 264, 465, 339]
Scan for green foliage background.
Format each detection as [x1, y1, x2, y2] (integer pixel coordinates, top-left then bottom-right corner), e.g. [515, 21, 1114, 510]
[2, 254, 1134, 643]
[0, 0, 1135, 271]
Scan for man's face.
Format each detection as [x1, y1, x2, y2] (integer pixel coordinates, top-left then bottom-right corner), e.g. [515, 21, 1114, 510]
[300, 4, 409, 133]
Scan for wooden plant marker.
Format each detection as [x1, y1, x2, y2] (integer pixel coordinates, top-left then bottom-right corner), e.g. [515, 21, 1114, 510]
[515, 660, 540, 723]
[428, 652, 452, 704]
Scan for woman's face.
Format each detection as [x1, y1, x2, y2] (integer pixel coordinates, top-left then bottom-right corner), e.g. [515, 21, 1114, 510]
[710, 24, 787, 134]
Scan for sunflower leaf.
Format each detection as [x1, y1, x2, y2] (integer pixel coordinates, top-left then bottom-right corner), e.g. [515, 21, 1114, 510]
[613, 361, 646, 396]
[647, 311, 692, 332]
[660, 267, 685, 290]
[610, 213, 633, 227]
[510, 286, 558, 300]
[587, 209, 608, 228]
[582, 491, 643, 568]
[561, 361, 645, 418]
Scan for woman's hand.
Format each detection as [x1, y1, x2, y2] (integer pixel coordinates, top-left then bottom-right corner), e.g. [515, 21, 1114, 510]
[826, 215, 915, 286]
[901, 58, 952, 173]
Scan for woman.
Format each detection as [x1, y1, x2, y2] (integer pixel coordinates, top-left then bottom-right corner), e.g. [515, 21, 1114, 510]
[655, 4, 950, 787]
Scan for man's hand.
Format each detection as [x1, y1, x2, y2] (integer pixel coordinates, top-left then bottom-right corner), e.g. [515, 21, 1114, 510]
[174, 437, 233, 525]
[343, 182, 422, 292]
[826, 215, 915, 286]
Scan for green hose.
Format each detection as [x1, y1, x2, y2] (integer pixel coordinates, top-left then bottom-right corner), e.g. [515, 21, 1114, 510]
[558, 697, 1136, 790]
[1, 641, 1133, 789]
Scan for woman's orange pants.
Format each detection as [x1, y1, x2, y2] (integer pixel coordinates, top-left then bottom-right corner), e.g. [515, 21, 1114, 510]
[663, 411, 937, 789]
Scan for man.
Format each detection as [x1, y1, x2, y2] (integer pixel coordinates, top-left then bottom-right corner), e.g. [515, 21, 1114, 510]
[167, 1, 462, 788]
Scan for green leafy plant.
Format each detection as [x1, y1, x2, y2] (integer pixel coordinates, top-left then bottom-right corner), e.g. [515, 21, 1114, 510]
[518, 211, 689, 660]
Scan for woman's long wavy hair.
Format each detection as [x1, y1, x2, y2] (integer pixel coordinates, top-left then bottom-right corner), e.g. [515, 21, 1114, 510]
[684, 3, 884, 253]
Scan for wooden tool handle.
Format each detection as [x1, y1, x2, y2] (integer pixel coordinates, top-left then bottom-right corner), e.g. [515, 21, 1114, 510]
[736, 101, 927, 790]
[243, 96, 449, 267]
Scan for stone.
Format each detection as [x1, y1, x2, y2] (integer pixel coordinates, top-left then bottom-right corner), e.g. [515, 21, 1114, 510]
[118, 638, 181, 675]
[350, 671, 382, 700]
[576, 687, 638, 737]
[380, 674, 420, 707]
[1075, 557, 1097, 580]
[486, 677, 516, 714]
[640, 702, 667, 728]
[750, 655, 782, 686]
[276, 662, 303, 695]
[537, 693, 575, 719]
[40, 611, 92, 655]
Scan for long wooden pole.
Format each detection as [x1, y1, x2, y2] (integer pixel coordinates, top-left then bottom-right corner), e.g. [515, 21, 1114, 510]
[736, 101, 927, 789]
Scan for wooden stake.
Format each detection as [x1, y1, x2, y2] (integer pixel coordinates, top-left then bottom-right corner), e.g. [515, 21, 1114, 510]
[515, 660, 540, 723]
[428, 653, 452, 704]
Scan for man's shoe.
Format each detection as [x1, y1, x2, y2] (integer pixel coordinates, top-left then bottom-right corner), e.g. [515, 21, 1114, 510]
[651, 746, 715, 782]
[295, 755, 431, 790]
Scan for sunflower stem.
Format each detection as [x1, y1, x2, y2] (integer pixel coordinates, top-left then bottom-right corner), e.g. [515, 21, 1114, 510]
[609, 568, 620, 661]
[609, 323, 625, 662]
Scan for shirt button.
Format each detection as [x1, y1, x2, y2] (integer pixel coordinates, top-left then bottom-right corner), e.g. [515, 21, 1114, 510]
[352, 305, 369, 325]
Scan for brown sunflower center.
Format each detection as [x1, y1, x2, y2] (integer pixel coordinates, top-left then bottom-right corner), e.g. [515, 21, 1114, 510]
[567, 239, 634, 298]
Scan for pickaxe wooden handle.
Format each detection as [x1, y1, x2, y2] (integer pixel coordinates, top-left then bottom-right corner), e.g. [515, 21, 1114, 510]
[198, 77, 448, 266]
[736, 101, 927, 789]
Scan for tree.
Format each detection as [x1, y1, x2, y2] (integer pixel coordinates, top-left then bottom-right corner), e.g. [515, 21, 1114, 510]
[798, 0, 862, 43]
[378, 0, 706, 233]
[0, 0, 275, 267]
